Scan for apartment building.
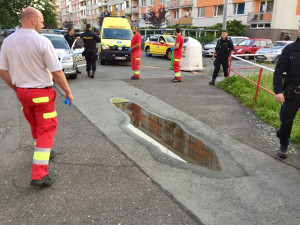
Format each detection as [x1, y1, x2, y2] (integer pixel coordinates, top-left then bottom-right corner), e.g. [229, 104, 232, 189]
[166, 0, 300, 40]
[57, 0, 300, 40]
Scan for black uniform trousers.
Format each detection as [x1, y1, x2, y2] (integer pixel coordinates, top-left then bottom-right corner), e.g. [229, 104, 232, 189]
[212, 57, 229, 81]
[277, 92, 300, 146]
[85, 49, 97, 72]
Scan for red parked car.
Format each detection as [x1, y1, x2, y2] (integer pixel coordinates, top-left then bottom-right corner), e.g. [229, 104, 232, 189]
[234, 38, 272, 59]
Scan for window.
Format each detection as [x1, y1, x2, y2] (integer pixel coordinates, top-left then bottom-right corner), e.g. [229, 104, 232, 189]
[261, 40, 267, 47]
[161, 0, 166, 3]
[174, 9, 179, 19]
[214, 5, 223, 17]
[253, 40, 260, 47]
[115, 5, 119, 11]
[250, 23, 271, 29]
[150, 0, 154, 5]
[121, 3, 125, 10]
[141, 0, 146, 7]
[198, 7, 205, 17]
[234, 3, 245, 15]
[260, 0, 274, 12]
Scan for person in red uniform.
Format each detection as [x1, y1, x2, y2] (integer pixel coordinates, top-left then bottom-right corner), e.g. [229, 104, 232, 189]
[171, 26, 184, 82]
[129, 26, 142, 80]
[0, 7, 74, 188]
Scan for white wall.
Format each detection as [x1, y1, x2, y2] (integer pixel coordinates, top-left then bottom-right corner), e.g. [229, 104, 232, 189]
[272, 0, 300, 30]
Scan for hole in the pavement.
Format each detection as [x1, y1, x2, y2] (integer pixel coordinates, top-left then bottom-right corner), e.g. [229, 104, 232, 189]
[112, 98, 221, 171]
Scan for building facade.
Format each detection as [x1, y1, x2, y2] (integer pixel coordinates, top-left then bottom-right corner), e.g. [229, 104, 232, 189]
[57, 0, 300, 40]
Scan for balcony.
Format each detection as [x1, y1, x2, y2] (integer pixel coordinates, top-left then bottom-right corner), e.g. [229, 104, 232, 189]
[247, 12, 273, 23]
[80, 5, 87, 10]
[124, 7, 138, 15]
[167, 0, 193, 9]
[170, 16, 192, 25]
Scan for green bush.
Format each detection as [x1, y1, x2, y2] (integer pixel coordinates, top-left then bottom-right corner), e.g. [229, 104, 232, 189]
[209, 19, 245, 37]
[218, 73, 300, 148]
[196, 36, 216, 45]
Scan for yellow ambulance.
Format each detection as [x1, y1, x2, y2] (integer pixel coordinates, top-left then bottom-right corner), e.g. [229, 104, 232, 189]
[98, 16, 133, 65]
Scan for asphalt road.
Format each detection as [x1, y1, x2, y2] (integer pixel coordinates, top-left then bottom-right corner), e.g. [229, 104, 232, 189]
[1, 43, 299, 225]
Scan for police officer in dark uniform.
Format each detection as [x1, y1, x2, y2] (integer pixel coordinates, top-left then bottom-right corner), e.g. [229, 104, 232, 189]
[80, 24, 100, 78]
[273, 27, 300, 159]
[209, 30, 234, 85]
[64, 27, 81, 74]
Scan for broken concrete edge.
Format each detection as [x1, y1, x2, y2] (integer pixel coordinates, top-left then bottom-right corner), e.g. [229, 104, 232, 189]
[53, 85, 204, 225]
[110, 97, 247, 179]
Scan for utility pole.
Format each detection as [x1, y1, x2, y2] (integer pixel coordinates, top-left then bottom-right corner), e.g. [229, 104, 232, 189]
[222, 0, 228, 30]
[90, 0, 93, 31]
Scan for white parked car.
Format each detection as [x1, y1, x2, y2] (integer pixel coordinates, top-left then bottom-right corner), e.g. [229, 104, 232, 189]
[254, 41, 293, 63]
[202, 36, 248, 56]
[42, 33, 78, 79]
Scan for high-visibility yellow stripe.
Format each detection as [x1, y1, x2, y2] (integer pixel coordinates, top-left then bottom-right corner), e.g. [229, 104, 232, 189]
[135, 58, 140, 60]
[33, 152, 50, 161]
[34, 141, 36, 147]
[32, 96, 49, 103]
[175, 73, 181, 77]
[174, 59, 180, 62]
[134, 71, 140, 75]
[43, 111, 57, 119]
[21, 107, 23, 111]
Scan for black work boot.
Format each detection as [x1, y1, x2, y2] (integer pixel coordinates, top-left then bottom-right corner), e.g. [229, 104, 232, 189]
[277, 145, 288, 159]
[31, 175, 54, 188]
[91, 71, 95, 78]
[87, 71, 90, 77]
[50, 150, 56, 160]
[131, 75, 139, 80]
[209, 79, 215, 85]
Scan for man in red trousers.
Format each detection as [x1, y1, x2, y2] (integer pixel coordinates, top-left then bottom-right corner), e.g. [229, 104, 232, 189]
[0, 7, 73, 188]
[129, 26, 142, 80]
[171, 26, 184, 82]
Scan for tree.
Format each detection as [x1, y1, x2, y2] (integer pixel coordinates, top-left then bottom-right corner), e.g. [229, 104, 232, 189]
[62, 20, 74, 29]
[0, 0, 58, 29]
[143, 6, 169, 28]
[97, 11, 110, 28]
[209, 19, 245, 37]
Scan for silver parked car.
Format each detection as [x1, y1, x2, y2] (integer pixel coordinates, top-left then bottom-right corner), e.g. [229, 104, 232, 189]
[42, 33, 78, 79]
[202, 36, 248, 56]
[254, 41, 293, 63]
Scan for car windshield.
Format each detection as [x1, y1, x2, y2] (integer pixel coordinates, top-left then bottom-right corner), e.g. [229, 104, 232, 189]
[231, 38, 246, 45]
[209, 39, 218, 45]
[264, 42, 287, 49]
[237, 40, 254, 46]
[165, 36, 175, 43]
[102, 28, 133, 40]
[44, 35, 69, 49]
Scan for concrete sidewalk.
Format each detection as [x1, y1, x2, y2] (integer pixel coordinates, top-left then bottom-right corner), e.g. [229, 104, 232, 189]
[0, 81, 199, 224]
[58, 73, 300, 225]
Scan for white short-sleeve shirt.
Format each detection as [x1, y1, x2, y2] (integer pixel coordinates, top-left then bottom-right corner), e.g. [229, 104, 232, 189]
[0, 29, 62, 88]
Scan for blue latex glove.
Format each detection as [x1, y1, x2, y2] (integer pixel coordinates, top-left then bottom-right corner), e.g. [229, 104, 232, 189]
[63, 98, 72, 107]
[170, 46, 175, 51]
[128, 47, 132, 52]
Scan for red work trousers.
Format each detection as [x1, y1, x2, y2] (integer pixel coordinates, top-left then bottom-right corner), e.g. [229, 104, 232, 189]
[173, 58, 181, 80]
[16, 87, 57, 180]
[131, 52, 141, 78]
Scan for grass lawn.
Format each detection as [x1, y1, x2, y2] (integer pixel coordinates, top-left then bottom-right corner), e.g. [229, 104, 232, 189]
[218, 72, 300, 148]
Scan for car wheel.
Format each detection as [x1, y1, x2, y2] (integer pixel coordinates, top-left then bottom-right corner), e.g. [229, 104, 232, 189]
[69, 71, 77, 79]
[244, 52, 250, 60]
[145, 47, 152, 57]
[274, 56, 279, 64]
[166, 49, 172, 60]
[99, 55, 105, 65]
